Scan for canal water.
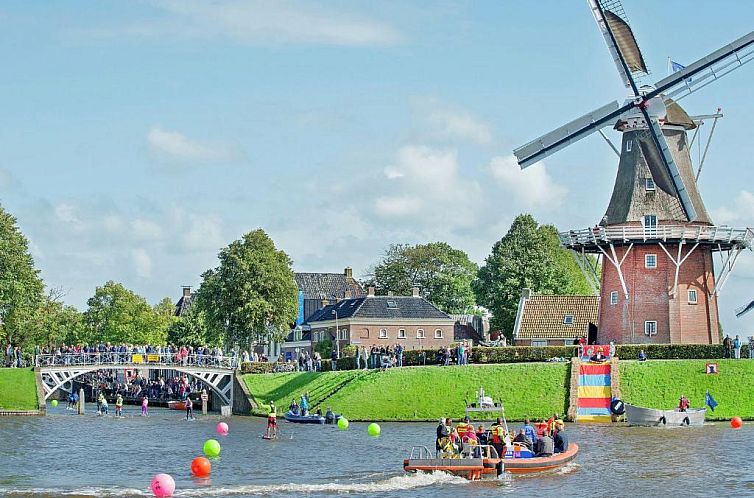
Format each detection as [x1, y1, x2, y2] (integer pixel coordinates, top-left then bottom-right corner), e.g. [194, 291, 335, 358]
[1, 406, 753, 497]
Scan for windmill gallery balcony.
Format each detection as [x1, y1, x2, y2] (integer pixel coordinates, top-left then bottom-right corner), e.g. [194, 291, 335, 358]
[560, 224, 754, 253]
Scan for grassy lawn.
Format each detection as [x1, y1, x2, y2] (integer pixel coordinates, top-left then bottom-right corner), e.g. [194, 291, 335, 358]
[0, 368, 38, 411]
[620, 359, 754, 420]
[243, 363, 569, 421]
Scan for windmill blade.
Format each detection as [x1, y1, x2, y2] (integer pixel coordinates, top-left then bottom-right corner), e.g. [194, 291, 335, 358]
[736, 299, 754, 318]
[514, 100, 631, 168]
[588, 0, 648, 90]
[648, 31, 754, 102]
[639, 105, 697, 222]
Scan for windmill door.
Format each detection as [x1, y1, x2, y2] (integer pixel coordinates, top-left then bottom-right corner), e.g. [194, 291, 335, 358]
[643, 215, 657, 238]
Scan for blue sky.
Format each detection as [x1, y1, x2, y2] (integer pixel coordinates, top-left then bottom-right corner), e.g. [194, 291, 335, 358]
[1, 1, 753, 330]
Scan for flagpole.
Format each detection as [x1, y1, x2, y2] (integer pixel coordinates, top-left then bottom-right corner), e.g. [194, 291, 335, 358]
[667, 56, 671, 76]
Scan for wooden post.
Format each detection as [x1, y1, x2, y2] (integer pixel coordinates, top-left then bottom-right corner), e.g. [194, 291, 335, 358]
[201, 391, 208, 415]
[78, 388, 85, 415]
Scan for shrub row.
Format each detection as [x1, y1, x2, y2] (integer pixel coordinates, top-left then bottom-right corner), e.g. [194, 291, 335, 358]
[615, 343, 749, 360]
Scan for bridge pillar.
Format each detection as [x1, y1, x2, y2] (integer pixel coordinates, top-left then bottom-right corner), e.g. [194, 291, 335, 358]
[78, 388, 85, 415]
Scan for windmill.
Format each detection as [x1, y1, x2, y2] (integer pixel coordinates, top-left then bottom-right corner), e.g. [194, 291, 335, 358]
[514, 0, 754, 345]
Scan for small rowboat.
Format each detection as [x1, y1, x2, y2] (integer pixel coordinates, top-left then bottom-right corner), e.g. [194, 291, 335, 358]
[284, 410, 325, 424]
[625, 404, 706, 427]
[167, 400, 187, 410]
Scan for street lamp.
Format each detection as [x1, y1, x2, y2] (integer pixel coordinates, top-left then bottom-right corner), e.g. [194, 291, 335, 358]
[331, 309, 340, 359]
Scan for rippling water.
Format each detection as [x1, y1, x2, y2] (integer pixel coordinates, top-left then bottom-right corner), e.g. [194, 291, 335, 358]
[0, 405, 752, 497]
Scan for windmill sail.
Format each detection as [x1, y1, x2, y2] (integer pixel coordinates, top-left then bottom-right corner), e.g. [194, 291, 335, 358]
[602, 10, 648, 74]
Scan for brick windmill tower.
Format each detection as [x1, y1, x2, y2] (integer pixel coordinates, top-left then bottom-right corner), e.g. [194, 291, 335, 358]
[514, 0, 754, 344]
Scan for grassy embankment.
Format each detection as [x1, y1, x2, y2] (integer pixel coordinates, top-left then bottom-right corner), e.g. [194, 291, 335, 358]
[620, 359, 754, 420]
[0, 368, 38, 411]
[243, 363, 570, 421]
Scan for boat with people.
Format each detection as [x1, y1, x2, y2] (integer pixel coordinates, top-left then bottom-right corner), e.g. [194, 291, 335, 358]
[624, 404, 706, 427]
[283, 410, 326, 424]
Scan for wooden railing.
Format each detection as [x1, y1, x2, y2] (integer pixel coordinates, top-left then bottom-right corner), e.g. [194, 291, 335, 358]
[560, 225, 754, 248]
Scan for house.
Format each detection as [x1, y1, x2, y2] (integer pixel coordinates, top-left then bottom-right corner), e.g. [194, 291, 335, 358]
[512, 289, 599, 346]
[306, 287, 455, 353]
[294, 267, 365, 324]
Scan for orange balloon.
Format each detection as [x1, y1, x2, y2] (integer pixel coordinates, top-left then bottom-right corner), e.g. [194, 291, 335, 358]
[731, 416, 743, 429]
[191, 456, 212, 478]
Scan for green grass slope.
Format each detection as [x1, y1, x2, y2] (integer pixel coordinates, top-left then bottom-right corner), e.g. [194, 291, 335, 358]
[620, 359, 754, 420]
[244, 363, 569, 421]
[0, 368, 38, 411]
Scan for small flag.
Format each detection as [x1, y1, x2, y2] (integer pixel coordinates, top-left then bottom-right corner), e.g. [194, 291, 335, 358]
[705, 390, 718, 412]
[671, 60, 685, 72]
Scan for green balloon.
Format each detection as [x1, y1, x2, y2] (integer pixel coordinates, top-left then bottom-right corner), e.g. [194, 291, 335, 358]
[367, 423, 381, 438]
[337, 417, 349, 430]
[50, 400, 58, 408]
[203, 439, 221, 458]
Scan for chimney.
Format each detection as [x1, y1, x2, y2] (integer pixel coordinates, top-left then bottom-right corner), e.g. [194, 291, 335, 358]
[344, 290, 352, 299]
[321, 298, 329, 308]
[521, 288, 531, 299]
[367, 286, 375, 297]
[344, 267, 353, 278]
[388, 291, 394, 297]
[412, 286, 420, 297]
[182, 286, 191, 298]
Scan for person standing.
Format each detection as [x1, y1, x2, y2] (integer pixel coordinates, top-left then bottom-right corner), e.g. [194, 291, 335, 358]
[330, 348, 338, 371]
[723, 335, 732, 358]
[186, 397, 194, 420]
[609, 341, 616, 358]
[141, 396, 149, 416]
[396, 343, 404, 367]
[734, 335, 742, 359]
[360, 346, 368, 370]
[458, 342, 465, 366]
[435, 418, 450, 457]
[749, 337, 754, 359]
[356, 345, 363, 369]
[115, 394, 123, 417]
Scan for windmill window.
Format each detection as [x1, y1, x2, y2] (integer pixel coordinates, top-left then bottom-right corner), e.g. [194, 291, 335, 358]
[626, 140, 632, 152]
[398, 329, 406, 339]
[610, 291, 618, 305]
[688, 289, 698, 304]
[563, 314, 574, 325]
[644, 321, 657, 336]
[645, 178, 656, 191]
[645, 254, 657, 269]
[417, 329, 426, 339]
[379, 328, 388, 339]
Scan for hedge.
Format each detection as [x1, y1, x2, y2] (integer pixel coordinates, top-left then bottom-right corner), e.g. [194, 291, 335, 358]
[615, 344, 748, 360]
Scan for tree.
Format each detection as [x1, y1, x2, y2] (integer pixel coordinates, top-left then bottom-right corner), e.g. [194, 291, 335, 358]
[31, 288, 88, 346]
[0, 204, 45, 349]
[167, 306, 220, 347]
[83, 281, 170, 344]
[195, 229, 298, 349]
[365, 242, 478, 313]
[473, 214, 593, 340]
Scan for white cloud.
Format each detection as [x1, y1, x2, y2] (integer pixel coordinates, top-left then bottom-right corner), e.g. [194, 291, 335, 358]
[131, 218, 163, 240]
[131, 248, 152, 278]
[489, 155, 566, 208]
[54, 203, 86, 231]
[428, 109, 493, 145]
[183, 214, 224, 251]
[85, 1, 400, 47]
[374, 196, 421, 217]
[147, 126, 239, 164]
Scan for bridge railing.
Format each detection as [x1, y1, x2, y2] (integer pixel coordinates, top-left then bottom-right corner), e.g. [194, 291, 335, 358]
[36, 352, 237, 370]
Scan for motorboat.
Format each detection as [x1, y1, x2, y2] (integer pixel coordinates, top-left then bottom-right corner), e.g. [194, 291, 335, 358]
[167, 400, 188, 410]
[465, 387, 504, 418]
[624, 404, 706, 427]
[284, 410, 325, 424]
[504, 443, 579, 474]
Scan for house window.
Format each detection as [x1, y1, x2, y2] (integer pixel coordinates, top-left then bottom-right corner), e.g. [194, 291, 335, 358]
[379, 328, 388, 339]
[645, 178, 655, 191]
[645, 254, 657, 269]
[644, 321, 657, 336]
[360, 328, 369, 339]
[610, 291, 618, 305]
[434, 329, 443, 339]
[398, 329, 406, 339]
[417, 329, 426, 339]
[532, 340, 547, 347]
[563, 314, 574, 325]
[688, 289, 698, 304]
[339, 329, 348, 340]
[626, 139, 632, 152]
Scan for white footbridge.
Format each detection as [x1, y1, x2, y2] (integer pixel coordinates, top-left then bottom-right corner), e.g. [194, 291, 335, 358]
[36, 353, 237, 407]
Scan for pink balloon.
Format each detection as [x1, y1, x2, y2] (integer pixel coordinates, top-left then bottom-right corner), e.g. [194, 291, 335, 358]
[150, 473, 175, 497]
[217, 422, 229, 436]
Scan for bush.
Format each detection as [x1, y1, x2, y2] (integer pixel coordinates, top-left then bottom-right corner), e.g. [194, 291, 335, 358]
[615, 343, 747, 360]
[321, 356, 356, 372]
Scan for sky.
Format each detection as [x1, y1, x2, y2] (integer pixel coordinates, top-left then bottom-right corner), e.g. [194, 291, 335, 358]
[1, 0, 753, 330]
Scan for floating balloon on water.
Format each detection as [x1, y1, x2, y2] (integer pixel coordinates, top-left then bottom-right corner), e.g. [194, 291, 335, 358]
[191, 456, 212, 478]
[367, 423, 381, 438]
[203, 438, 221, 458]
[731, 416, 743, 429]
[150, 473, 175, 497]
[217, 422, 229, 436]
[337, 417, 349, 430]
[50, 400, 58, 408]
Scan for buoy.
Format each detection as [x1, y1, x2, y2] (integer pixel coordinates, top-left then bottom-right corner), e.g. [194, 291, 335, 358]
[337, 417, 349, 430]
[150, 473, 175, 497]
[191, 456, 212, 478]
[203, 439, 221, 458]
[367, 422, 381, 438]
[51, 400, 58, 408]
[217, 422, 229, 436]
[731, 416, 743, 429]
[609, 398, 625, 416]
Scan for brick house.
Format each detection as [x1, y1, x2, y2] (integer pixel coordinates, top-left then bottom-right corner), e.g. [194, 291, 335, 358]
[306, 287, 455, 353]
[294, 267, 365, 324]
[512, 289, 599, 346]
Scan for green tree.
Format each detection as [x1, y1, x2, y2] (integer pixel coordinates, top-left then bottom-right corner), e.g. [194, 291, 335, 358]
[167, 306, 220, 347]
[83, 281, 170, 344]
[195, 229, 298, 349]
[365, 242, 478, 313]
[473, 214, 593, 340]
[0, 204, 45, 349]
[31, 289, 88, 346]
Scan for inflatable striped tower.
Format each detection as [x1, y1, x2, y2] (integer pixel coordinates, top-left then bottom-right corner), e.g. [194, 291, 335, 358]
[576, 362, 612, 423]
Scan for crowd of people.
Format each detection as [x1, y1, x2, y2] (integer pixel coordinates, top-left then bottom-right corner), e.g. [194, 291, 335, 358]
[435, 414, 569, 459]
[29, 343, 236, 367]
